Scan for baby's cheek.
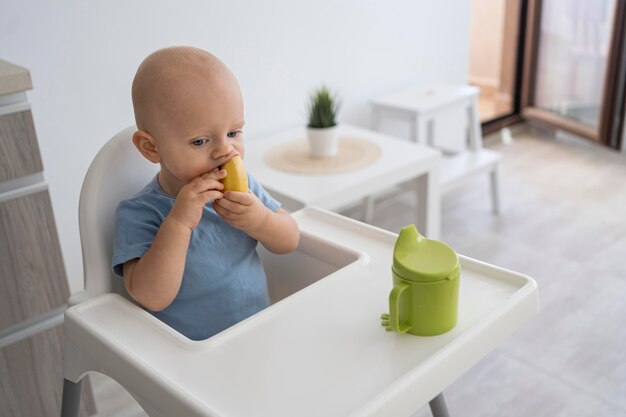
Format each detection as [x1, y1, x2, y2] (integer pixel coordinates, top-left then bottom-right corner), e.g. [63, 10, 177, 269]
[234, 143, 245, 160]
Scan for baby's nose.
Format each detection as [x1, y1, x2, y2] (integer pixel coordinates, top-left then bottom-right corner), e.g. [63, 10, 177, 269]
[213, 137, 233, 158]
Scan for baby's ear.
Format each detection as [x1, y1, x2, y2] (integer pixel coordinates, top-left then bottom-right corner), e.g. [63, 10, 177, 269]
[132, 130, 160, 163]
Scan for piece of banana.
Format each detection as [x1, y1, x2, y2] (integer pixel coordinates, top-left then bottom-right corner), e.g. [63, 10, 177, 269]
[220, 155, 248, 192]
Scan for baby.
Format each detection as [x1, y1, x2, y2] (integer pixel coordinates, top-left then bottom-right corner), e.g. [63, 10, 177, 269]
[112, 46, 300, 340]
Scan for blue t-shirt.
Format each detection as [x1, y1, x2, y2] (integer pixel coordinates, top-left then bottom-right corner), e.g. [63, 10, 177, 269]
[112, 173, 281, 340]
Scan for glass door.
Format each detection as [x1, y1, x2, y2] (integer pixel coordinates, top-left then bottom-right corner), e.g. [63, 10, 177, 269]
[522, 0, 626, 146]
[469, 0, 525, 132]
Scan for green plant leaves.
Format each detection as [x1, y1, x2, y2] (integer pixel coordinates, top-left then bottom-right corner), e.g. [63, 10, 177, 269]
[307, 86, 340, 128]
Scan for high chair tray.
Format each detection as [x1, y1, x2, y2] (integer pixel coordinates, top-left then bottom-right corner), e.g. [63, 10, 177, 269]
[65, 207, 538, 417]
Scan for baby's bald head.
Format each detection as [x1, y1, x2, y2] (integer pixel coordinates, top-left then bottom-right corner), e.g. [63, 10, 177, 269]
[131, 46, 242, 136]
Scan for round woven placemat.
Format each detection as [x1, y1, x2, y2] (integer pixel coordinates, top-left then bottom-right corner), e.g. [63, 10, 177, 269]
[264, 136, 382, 175]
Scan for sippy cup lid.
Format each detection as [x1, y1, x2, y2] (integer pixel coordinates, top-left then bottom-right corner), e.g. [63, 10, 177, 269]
[392, 225, 459, 282]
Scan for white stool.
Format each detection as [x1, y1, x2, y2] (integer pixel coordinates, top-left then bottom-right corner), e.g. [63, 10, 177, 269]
[369, 84, 501, 218]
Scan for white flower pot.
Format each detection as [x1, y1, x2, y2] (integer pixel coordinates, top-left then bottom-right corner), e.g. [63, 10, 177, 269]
[306, 126, 339, 158]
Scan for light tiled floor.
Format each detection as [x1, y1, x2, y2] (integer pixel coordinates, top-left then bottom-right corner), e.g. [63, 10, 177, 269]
[89, 125, 626, 416]
[366, 126, 626, 417]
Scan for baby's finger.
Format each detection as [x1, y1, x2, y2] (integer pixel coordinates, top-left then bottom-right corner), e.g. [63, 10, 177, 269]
[213, 201, 235, 220]
[190, 175, 224, 193]
[215, 196, 247, 214]
[199, 190, 223, 203]
[202, 169, 227, 180]
[223, 191, 253, 205]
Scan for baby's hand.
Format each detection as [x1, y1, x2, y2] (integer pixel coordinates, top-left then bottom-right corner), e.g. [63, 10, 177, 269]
[212, 191, 268, 233]
[168, 169, 226, 230]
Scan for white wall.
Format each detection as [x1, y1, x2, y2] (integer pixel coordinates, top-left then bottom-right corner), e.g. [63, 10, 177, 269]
[1, 0, 470, 293]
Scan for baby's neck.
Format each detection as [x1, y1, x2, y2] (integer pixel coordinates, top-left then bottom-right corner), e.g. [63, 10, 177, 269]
[156, 172, 182, 197]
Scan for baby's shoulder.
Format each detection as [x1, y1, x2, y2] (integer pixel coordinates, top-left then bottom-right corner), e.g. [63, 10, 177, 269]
[116, 179, 172, 221]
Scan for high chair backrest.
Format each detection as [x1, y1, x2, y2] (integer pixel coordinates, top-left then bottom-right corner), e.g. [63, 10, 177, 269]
[79, 126, 158, 297]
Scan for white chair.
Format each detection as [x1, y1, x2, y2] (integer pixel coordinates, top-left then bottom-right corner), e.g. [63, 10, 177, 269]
[368, 84, 502, 219]
[60, 125, 156, 416]
[60, 125, 458, 417]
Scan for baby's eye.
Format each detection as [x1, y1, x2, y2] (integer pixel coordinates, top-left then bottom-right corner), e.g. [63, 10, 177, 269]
[191, 137, 210, 147]
[227, 130, 242, 138]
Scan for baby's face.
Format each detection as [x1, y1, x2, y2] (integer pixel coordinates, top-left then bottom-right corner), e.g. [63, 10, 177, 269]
[150, 76, 245, 187]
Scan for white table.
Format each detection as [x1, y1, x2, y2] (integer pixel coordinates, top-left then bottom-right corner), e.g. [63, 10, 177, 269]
[246, 124, 443, 239]
[64, 208, 539, 417]
[370, 84, 482, 153]
[370, 85, 502, 214]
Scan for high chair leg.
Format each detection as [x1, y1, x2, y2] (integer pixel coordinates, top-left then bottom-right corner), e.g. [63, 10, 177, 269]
[489, 166, 501, 215]
[429, 392, 450, 417]
[60, 378, 82, 417]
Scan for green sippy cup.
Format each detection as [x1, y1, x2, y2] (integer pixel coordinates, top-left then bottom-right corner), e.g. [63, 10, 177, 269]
[381, 225, 461, 336]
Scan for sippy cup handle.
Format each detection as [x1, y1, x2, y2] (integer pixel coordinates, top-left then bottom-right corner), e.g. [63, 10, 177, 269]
[388, 282, 411, 333]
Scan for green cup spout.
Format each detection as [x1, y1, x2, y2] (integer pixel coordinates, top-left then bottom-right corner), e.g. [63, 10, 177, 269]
[395, 224, 425, 259]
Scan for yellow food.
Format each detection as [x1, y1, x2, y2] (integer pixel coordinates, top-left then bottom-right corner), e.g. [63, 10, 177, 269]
[220, 155, 248, 192]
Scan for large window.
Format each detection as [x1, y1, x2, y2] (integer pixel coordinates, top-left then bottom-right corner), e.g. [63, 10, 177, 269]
[523, 0, 626, 148]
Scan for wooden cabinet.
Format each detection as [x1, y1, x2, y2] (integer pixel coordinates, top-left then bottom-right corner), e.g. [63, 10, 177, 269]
[0, 326, 94, 417]
[0, 59, 95, 416]
[0, 110, 42, 182]
[0, 191, 69, 328]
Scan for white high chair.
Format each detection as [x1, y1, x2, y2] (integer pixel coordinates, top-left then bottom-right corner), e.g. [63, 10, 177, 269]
[60, 126, 373, 416]
[61, 126, 537, 417]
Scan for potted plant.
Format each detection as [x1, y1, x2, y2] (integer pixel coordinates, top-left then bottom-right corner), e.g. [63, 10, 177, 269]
[306, 85, 341, 158]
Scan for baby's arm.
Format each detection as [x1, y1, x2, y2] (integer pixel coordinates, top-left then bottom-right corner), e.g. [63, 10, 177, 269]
[213, 192, 299, 254]
[124, 170, 226, 311]
[123, 216, 191, 311]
